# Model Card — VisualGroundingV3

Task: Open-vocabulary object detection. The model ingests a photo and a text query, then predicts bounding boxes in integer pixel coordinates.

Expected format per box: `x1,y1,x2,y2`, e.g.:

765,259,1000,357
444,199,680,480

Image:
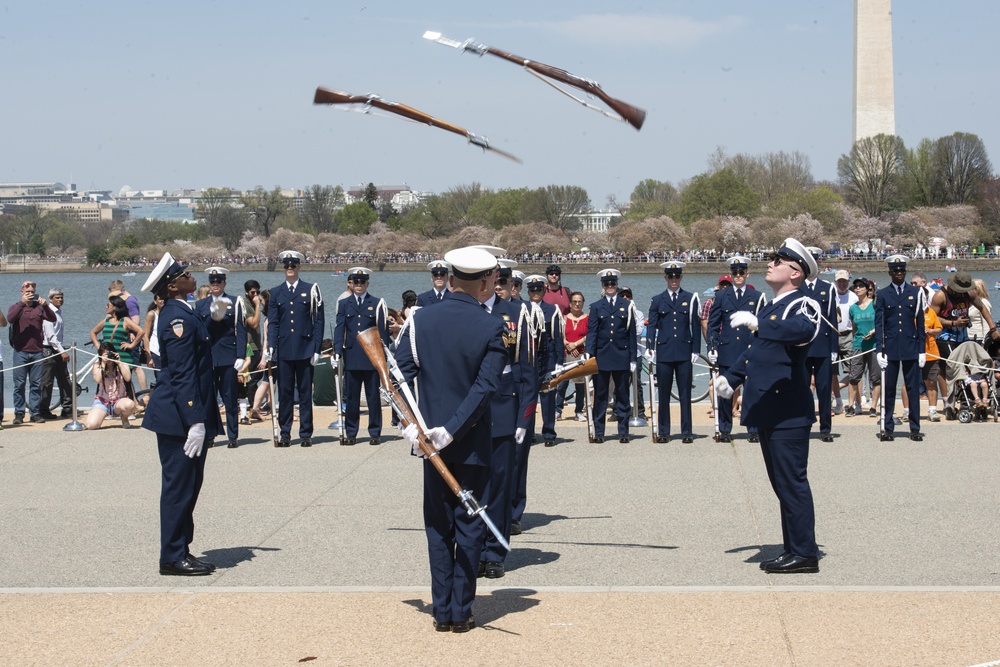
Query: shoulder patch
170,318,185,337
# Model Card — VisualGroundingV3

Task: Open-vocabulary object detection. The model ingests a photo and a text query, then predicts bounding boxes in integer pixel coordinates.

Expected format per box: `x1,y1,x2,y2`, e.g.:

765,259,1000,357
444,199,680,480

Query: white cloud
547,13,747,47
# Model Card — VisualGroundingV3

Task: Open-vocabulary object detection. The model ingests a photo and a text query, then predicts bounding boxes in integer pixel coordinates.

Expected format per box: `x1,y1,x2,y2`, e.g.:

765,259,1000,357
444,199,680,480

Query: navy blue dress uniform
194,267,240,447
719,239,823,573
266,250,325,447
646,261,701,442
708,257,766,441
416,260,452,307
141,253,224,576
802,247,839,441
586,269,638,442
334,267,391,445
394,246,508,631
479,258,536,575
874,255,925,440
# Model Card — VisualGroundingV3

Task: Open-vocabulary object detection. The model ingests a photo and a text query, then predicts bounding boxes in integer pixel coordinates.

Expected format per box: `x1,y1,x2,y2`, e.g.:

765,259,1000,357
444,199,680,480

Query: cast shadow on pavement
520,512,611,531
403,589,540,630
201,545,282,569
726,544,827,565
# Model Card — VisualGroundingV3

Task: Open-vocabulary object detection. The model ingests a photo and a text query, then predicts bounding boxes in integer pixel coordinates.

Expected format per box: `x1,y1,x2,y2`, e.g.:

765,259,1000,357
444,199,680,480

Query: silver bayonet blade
423,30,465,49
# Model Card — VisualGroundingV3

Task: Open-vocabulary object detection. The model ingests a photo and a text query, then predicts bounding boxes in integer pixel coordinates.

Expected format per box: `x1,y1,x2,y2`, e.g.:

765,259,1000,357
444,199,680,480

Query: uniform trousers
758,425,818,559
592,369,630,438
481,435,515,563
883,358,922,433
511,437,530,523
424,460,490,624
344,369,382,438
277,358,314,439
213,365,239,440
805,355,833,433
655,359,693,437
538,389,557,441
40,347,73,414
157,433,207,564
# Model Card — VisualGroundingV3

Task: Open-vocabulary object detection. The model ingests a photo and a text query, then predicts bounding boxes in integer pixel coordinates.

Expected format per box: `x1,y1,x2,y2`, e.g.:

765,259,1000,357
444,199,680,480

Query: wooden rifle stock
356,328,465,497
315,86,469,139
482,47,646,130
540,356,598,392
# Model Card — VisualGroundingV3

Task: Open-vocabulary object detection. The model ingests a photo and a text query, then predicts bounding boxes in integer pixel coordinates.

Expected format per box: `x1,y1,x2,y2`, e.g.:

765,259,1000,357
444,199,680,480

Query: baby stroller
944,340,999,423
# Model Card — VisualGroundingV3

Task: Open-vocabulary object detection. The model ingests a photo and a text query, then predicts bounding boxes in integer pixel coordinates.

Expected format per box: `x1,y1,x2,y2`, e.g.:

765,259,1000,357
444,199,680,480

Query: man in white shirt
39,288,75,420
833,271,859,415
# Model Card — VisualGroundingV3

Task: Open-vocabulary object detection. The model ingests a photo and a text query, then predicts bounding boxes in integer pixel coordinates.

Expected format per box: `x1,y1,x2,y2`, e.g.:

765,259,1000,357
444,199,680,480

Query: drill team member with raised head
802,247,839,442
397,246,507,633
708,256,766,442
334,267,391,446
267,250,325,447
646,261,701,443
586,268,638,443
416,260,451,307
525,274,563,447
142,252,224,576
714,238,823,574
195,267,241,449
874,255,925,441
477,253,536,578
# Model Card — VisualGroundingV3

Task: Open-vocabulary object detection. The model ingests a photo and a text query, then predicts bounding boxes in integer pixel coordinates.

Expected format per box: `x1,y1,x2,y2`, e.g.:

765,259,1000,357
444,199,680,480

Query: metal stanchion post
628,364,647,428
64,343,86,431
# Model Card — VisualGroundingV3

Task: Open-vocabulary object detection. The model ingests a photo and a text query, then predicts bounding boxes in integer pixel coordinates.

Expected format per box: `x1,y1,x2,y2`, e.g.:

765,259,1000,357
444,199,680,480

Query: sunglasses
431,271,448,277
603,281,618,287
527,285,544,292
731,269,747,276
889,266,906,272
171,271,192,282
282,262,298,269
547,271,560,275
497,278,509,286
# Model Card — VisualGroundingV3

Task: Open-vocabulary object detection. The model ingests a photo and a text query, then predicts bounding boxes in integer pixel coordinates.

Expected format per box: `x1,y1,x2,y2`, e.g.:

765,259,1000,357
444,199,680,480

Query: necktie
482,303,489,313
671,292,677,304
357,296,362,307
438,292,443,301
737,289,743,300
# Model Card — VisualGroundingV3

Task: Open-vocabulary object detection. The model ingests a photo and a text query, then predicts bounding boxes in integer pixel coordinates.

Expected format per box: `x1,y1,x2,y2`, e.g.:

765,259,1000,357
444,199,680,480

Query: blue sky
2,1,996,207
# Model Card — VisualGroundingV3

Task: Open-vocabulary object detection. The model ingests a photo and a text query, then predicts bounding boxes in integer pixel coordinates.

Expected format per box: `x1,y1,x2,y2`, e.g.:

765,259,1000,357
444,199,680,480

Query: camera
29,294,39,303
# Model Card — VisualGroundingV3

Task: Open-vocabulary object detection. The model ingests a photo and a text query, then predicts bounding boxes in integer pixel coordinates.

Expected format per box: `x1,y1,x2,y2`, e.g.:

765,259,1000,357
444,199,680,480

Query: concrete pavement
2,404,999,665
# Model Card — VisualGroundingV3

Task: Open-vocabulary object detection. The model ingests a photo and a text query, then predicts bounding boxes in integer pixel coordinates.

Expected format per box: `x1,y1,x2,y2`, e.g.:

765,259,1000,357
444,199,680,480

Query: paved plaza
1,405,999,665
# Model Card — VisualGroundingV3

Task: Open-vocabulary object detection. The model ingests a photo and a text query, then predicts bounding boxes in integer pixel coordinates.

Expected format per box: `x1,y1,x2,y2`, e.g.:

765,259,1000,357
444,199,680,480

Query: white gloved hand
402,424,424,456
877,353,888,369
425,426,453,451
311,353,320,366
330,354,339,369
233,359,245,372
691,353,700,365
714,375,734,400
707,350,718,364
630,362,637,373
264,347,273,362
831,352,838,363
730,312,759,332
209,297,231,322
918,353,926,368
643,349,655,364
515,427,526,444
183,423,206,458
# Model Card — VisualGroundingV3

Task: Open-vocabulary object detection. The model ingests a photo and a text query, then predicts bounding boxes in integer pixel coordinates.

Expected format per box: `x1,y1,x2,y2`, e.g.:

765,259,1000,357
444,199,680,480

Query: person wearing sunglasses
707,256,767,443
416,259,452,307
646,261,701,443
713,238,823,574
267,250,326,448
585,268,638,443
141,252,224,577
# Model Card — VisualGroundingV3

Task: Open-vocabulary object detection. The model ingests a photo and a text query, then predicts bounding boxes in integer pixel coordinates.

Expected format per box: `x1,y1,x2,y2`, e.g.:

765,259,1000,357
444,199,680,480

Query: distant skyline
2,1,996,207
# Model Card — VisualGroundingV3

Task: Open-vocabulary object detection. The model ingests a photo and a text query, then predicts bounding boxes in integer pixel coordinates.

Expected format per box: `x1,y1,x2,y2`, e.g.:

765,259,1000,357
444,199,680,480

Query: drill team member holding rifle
396,246,508,633
713,238,823,574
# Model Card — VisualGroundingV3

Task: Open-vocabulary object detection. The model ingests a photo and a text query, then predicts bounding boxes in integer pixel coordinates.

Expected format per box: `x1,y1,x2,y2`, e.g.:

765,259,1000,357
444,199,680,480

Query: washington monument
853,0,895,143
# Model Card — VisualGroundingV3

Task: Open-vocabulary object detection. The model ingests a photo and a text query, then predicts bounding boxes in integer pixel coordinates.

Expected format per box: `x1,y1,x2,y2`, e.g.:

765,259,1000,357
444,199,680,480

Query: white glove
643,349,655,364
311,353,320,366
918,353,926,368
730,312,758,332
402,424,423,456
691,353,699,365
264,347,273,362
183,423,206,458
330,354,339,369
831,352,838,363
209,297,231,322
233,359,245,372
630,362,637,373
425,426,453,451
876,353,888,370
707,350,718,364
714,375,734,400
515,427,526,444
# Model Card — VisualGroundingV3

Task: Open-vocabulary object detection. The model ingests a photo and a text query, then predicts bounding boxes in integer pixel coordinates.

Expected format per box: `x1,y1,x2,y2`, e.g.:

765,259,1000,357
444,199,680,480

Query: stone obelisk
853,0,895,143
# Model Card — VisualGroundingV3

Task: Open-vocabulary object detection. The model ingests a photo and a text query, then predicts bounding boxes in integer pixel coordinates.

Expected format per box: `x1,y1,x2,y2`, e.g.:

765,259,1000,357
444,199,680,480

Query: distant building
853,0,895,142
572,209,621,234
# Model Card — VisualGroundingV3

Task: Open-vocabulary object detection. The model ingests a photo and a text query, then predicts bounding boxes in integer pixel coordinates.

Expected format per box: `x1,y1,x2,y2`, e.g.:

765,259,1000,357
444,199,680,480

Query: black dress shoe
432,620,452,632
369,437,380,446
763,554,819,574
159,557,213,576
747,433,759,443
452,617,476,633
60,410,75,418
510,520,522,536
681,435,694,443
655,436,669,443
227,440,239,449
186,554,217,571
718,433,732,443
342,437,356,446
592,436,605,443
879,432,894,441
909,430,923,441
39,412,60,421
477,561,486,578
543,439,555,447
205,439,215,449
484,561,505,578
619,436,630,443
300,437,312,447
759,552,792,570
820,433,834,443
277,437,291,448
